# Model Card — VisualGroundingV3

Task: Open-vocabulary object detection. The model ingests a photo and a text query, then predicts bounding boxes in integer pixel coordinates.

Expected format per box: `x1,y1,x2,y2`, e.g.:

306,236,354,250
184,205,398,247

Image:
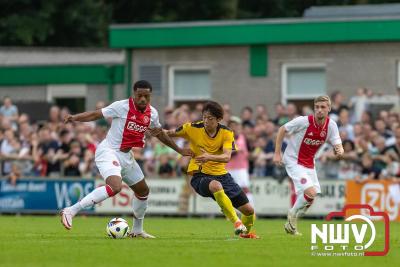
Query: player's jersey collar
203,123,221,138
130,97,150,113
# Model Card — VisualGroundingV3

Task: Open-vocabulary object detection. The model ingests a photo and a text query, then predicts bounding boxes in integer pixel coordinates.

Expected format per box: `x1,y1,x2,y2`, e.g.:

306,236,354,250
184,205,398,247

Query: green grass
0,216,398,267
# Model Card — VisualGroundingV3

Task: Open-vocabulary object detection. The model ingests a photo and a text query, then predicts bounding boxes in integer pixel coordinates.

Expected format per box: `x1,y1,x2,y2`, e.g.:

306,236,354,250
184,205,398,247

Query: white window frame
168,65,211,106
46,84,87,102
281,63,326,105
398,61,400,87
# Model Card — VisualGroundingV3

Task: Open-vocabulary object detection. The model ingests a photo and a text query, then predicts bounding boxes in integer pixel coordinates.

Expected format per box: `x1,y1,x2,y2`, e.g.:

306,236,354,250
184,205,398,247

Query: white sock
132,193,148,234
289,192,313,215
70,185,115,216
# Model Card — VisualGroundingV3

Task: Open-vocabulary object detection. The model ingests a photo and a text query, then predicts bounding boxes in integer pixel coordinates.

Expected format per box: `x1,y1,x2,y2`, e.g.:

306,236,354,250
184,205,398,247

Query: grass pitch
0,215,398,267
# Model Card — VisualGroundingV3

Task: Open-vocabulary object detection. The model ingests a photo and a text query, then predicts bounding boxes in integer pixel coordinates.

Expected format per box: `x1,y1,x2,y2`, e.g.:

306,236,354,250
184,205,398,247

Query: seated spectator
63,141,82,176
158,154,175,178
355,153,381,182
337,140,360,180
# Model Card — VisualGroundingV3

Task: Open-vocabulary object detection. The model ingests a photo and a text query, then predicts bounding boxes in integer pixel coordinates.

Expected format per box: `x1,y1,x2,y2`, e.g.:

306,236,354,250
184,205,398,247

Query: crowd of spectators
1,87,400,184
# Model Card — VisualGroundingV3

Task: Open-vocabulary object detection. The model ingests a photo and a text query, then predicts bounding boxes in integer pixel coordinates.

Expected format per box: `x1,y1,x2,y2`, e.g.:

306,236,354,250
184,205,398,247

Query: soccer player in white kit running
273,96,344,235
60,80,192,238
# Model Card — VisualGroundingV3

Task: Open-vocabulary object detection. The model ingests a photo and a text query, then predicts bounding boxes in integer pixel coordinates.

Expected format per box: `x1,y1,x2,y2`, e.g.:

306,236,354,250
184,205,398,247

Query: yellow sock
213,189,239,223
241,213,255,233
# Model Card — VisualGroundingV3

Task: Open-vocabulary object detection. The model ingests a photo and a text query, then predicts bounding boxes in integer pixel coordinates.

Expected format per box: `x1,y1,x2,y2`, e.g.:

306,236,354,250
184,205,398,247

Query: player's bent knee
304,186,317,198
106,175,123,195
238,203,254,216
208,180,223,192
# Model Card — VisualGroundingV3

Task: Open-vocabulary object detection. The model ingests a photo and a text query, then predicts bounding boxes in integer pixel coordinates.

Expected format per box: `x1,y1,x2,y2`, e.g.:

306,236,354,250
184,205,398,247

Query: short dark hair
242,106,253,113
202,101,224,120
133,80,152,92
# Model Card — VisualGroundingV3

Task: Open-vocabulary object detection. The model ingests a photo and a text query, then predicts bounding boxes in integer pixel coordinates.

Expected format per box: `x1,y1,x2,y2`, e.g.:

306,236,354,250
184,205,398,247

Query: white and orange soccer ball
106,218,130,239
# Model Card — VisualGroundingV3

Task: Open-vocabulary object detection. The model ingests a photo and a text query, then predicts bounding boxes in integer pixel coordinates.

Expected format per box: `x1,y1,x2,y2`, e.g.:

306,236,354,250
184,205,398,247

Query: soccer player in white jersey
60,80,192,238
273,96,344,235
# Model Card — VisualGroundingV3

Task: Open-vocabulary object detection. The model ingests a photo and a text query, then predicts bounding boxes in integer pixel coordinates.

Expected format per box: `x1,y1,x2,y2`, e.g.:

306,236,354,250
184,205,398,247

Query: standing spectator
273,103,287,126
329,91,348,122
222,103,232,125
349,87,369,123
255,104,269,121
241,106,255,127
0,129,19,175
48,106,62,133
286,103,299,121
226,116,253,205
63,141,82,176
37,127,61,177
0,96,19,130
338,109,355,141
163,106,175,130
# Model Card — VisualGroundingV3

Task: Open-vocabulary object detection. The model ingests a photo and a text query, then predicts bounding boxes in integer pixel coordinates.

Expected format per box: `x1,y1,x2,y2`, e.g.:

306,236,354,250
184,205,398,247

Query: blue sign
0,179,95,213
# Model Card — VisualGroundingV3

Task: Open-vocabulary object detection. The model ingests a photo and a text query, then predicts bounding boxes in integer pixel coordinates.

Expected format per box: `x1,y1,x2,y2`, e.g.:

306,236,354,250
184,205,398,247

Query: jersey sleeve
223,130,237,151
101,100,124,119
284,116,308,134
328,121,342,146
150,106,162,128
174,123,190,138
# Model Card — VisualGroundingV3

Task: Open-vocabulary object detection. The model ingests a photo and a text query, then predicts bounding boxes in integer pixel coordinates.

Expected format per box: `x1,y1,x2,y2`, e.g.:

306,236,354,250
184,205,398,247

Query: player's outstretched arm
164,129,179,137
151,128,193,157
64,110,103,123
273,126,286,166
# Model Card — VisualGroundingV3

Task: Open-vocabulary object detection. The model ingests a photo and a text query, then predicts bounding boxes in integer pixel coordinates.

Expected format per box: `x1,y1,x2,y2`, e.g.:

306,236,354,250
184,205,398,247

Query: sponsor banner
307,180,346,216
345,180,400,221
95,179,186,214
0,179,95,212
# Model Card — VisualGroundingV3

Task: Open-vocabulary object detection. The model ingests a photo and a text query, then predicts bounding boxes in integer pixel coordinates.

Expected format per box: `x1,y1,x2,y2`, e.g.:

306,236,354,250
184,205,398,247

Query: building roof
0,47,124,66
304,3,400,18
109,16,400,48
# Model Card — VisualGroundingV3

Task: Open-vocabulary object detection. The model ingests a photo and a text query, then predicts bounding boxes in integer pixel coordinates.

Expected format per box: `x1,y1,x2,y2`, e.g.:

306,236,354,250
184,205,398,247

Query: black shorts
190,172,249,208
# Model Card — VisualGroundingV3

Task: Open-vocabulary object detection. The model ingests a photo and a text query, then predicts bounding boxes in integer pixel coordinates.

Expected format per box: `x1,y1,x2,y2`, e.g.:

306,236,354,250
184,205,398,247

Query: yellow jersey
175,121,237,175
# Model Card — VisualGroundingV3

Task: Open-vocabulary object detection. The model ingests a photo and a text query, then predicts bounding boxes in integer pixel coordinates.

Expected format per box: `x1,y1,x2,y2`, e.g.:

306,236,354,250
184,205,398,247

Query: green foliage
0,0,109,46
1,0,399,47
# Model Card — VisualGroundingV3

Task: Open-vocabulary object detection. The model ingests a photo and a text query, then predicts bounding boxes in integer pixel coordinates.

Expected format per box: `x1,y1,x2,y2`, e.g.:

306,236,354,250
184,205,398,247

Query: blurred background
0,0,400,220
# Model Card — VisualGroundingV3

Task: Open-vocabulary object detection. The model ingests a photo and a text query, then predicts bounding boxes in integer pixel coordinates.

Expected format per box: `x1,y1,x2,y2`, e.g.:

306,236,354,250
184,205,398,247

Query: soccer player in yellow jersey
166,101,259,239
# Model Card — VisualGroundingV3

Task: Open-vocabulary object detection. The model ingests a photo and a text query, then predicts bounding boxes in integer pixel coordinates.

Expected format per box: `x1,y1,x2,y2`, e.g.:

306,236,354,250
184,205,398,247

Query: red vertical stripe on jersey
120,98,151,150
297,115,329,168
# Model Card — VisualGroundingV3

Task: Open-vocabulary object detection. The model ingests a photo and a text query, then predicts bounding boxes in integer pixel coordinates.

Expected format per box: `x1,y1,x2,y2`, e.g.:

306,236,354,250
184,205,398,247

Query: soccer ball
106,218,130,239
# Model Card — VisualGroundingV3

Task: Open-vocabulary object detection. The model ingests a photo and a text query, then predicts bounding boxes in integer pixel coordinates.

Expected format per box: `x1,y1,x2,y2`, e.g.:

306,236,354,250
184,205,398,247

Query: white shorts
284,162,320,195
229,169,250,188
95,140,144,186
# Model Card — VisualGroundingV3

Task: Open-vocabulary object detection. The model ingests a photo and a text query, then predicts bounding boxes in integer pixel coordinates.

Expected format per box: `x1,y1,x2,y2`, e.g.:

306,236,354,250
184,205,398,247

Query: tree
0,0,109,46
